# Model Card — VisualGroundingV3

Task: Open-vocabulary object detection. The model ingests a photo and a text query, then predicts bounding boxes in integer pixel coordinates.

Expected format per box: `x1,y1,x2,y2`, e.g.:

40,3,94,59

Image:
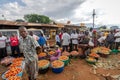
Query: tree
24,14,51,24
99,25,107,29
15,19,25,22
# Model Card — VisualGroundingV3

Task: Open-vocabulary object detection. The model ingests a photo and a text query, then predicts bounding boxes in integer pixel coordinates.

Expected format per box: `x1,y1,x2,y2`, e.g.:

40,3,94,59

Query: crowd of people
0,28,120,60
0,26,48,80
0,26,120,80
55,28,120,53
0,30,47,58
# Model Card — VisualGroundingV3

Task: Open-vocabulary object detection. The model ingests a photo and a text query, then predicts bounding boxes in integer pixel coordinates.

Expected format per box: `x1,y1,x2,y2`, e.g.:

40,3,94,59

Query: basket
52,66,64,73
110,49,120,54
51,60,64,73
62,59,69,66
58,56,69,66
70,51,79,57
2,72,7,80
85,58,96,65
2,70,23,80
17,71,23,77
38,60,50,74
38,52,47,60
6,76,21,80
38,60,50,69
39,67,49,74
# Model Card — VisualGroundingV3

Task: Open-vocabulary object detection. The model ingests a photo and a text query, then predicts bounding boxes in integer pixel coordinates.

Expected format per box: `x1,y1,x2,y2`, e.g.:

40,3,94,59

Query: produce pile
0,49,120,80
1,57,25,80
96,55,120,69
85,47,111,64
7,76,21,80
37,48,70,74
38,55,69,74
85,57,97,64
89,53,100,58
38,50,59,61
38,60,50,69
38,52,47,58
51,60,64,68
91,47,111,54
4,67,22,78
89,53,120,80
70,51,79,56
62,51,70,57
48,51,56,55
59,56,69,61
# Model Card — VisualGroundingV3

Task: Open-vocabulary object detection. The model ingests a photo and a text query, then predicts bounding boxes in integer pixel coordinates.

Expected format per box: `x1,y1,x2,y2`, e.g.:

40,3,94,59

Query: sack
6,45,12,55
88,39,94,47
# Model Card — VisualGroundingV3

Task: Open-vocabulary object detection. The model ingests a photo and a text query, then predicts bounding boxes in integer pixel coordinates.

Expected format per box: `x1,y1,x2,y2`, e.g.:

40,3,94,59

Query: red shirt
59,33,63,40
10,36,19,46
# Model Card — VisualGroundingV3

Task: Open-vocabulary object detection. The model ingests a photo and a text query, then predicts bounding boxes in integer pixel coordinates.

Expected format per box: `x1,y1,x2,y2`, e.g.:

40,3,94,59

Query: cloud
44,0,85,18
0,0,86,22
0,0,120,25
0,2,24,20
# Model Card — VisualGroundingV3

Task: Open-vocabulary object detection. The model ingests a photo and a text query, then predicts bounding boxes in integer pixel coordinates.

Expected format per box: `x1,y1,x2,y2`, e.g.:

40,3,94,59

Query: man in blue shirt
38,33,47,51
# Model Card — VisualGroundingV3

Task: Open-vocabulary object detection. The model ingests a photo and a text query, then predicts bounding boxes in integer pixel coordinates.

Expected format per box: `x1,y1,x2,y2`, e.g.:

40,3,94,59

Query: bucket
52,66,64,73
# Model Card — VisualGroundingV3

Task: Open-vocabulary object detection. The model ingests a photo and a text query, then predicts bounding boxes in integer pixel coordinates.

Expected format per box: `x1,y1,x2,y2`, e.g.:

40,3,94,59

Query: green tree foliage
15,19,25,22
99,25,107,29
24,14,51,24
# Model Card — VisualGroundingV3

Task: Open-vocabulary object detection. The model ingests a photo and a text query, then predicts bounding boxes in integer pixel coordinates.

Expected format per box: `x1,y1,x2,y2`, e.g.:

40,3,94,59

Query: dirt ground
0,54,120,80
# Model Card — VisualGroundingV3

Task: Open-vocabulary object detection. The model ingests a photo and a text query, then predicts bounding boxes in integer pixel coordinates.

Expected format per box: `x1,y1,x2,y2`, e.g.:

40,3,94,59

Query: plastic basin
52,66,64,73
39,67,49,74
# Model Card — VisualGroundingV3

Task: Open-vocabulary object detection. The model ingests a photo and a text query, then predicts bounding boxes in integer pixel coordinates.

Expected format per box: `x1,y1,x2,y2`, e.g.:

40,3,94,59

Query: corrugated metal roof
0,20,84,28
0,20,64,28
0,20,27,26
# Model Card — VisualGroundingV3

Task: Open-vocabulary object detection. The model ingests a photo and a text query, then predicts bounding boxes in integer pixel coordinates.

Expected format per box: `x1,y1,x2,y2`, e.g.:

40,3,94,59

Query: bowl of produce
70,51,79,58
8,61,23,69
51,60,64,73
62,51,71,57
6,76,21,80
58,56,69,66
38,60,50,74
2,67,22,79
85,57,97,64
48,51,56,55
38,52,47,60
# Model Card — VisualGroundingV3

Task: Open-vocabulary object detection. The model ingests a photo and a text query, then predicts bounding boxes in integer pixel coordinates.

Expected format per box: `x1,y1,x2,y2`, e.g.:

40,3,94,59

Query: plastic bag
6,45,12,55
89,39,94,47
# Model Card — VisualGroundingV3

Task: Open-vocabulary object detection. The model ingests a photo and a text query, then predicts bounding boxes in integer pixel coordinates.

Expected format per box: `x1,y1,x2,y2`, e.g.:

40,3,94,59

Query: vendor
0,32,7,60
78,32,90,58
114,30,120,49
19,26,40,80
50,45,61,61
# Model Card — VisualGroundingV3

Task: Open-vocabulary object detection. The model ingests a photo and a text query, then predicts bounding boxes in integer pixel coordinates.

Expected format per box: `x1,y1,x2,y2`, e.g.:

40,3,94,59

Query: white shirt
55,35,60,42
71,33,78,44
98,36,106,43
0,36,7,48
62,32,70,46
89,31,92,37
114,32,120,42
33,34,39,41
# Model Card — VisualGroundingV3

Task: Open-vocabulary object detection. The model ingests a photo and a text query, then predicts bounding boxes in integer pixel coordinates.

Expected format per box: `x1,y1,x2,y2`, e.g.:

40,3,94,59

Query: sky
0,0,120,26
